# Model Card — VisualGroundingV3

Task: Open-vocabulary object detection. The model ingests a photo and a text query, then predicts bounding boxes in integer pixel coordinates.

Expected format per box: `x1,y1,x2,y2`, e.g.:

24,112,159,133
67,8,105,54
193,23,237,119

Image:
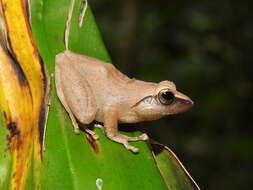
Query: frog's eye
158,89,174,105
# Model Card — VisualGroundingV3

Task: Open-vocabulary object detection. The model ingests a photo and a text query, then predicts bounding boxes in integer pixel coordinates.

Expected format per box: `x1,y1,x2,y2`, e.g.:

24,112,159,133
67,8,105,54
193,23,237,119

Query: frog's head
133,80,193,120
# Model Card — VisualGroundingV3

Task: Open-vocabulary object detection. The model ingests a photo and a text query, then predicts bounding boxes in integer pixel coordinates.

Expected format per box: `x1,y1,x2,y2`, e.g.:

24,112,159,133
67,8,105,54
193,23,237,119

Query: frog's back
56,50,131,84
56,50,157,107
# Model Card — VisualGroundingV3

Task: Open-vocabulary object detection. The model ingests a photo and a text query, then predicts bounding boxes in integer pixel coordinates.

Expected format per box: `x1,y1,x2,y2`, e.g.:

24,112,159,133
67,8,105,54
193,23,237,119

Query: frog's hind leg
55,64,81,134
55,53,97,135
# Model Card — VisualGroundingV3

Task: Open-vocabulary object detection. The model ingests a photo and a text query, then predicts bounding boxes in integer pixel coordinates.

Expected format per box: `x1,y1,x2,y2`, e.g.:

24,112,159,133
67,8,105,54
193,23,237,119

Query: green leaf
30,0,167,189
152,142,200,190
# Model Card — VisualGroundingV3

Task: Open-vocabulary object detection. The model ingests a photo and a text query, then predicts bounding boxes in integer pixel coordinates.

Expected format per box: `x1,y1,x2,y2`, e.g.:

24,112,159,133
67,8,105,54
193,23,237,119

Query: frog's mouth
174,96,194,106
165,95,194,114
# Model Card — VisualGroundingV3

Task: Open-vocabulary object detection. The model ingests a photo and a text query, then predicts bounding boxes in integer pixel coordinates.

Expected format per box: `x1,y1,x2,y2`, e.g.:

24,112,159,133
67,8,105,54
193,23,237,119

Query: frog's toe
126,133,148,141
139,133,149,141
85,128,99,140
130,146,139,153
92,134,99,140
123,142,139,153
74,127,80,134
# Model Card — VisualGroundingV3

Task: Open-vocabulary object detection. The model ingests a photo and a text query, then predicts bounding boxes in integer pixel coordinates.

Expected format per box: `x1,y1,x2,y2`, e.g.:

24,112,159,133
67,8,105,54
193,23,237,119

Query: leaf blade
30,0,168,189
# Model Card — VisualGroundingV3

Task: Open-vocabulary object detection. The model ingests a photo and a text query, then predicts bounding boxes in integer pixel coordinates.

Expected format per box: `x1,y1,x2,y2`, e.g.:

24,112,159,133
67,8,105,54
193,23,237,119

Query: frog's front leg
103,107,148,153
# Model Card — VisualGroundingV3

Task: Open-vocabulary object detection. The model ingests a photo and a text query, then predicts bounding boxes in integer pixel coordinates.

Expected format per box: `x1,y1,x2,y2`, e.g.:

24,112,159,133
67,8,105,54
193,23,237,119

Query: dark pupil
162,91,174,101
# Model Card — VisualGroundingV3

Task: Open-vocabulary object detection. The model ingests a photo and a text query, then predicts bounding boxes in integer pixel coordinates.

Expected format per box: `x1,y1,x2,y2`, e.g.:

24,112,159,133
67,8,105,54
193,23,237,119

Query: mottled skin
55,50,193,152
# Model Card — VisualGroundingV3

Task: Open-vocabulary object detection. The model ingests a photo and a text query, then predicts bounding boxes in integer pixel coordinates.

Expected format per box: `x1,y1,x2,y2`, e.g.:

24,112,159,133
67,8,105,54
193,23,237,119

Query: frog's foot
85,128,99,140
106,133,148,153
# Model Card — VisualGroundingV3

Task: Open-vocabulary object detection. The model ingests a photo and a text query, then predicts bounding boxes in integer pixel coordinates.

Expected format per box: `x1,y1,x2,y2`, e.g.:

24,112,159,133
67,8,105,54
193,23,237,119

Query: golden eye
158,89,174,105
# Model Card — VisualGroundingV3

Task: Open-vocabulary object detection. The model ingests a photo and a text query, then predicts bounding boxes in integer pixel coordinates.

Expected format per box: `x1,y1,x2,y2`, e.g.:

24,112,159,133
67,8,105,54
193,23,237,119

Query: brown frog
55,50,193,152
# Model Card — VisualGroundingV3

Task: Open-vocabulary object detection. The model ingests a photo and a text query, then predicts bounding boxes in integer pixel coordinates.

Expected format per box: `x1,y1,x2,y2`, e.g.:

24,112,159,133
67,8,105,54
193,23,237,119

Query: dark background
91,0,253,189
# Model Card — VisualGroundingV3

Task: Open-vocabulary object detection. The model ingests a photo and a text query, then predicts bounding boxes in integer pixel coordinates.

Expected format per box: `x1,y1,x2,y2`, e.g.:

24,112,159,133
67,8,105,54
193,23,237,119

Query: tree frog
55,50,193,152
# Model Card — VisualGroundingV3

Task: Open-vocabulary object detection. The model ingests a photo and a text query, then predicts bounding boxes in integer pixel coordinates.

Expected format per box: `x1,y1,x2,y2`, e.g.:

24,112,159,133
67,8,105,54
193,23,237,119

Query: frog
55,50,193,152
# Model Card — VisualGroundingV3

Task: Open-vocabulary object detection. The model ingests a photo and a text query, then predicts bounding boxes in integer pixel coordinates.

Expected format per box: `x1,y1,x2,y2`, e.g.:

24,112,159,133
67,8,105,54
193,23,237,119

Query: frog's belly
94,109,143,124
118,112,144,123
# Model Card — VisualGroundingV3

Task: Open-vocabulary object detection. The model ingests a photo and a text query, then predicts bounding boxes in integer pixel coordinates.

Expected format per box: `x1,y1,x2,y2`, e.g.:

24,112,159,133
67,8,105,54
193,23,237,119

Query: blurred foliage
90,0,253,189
